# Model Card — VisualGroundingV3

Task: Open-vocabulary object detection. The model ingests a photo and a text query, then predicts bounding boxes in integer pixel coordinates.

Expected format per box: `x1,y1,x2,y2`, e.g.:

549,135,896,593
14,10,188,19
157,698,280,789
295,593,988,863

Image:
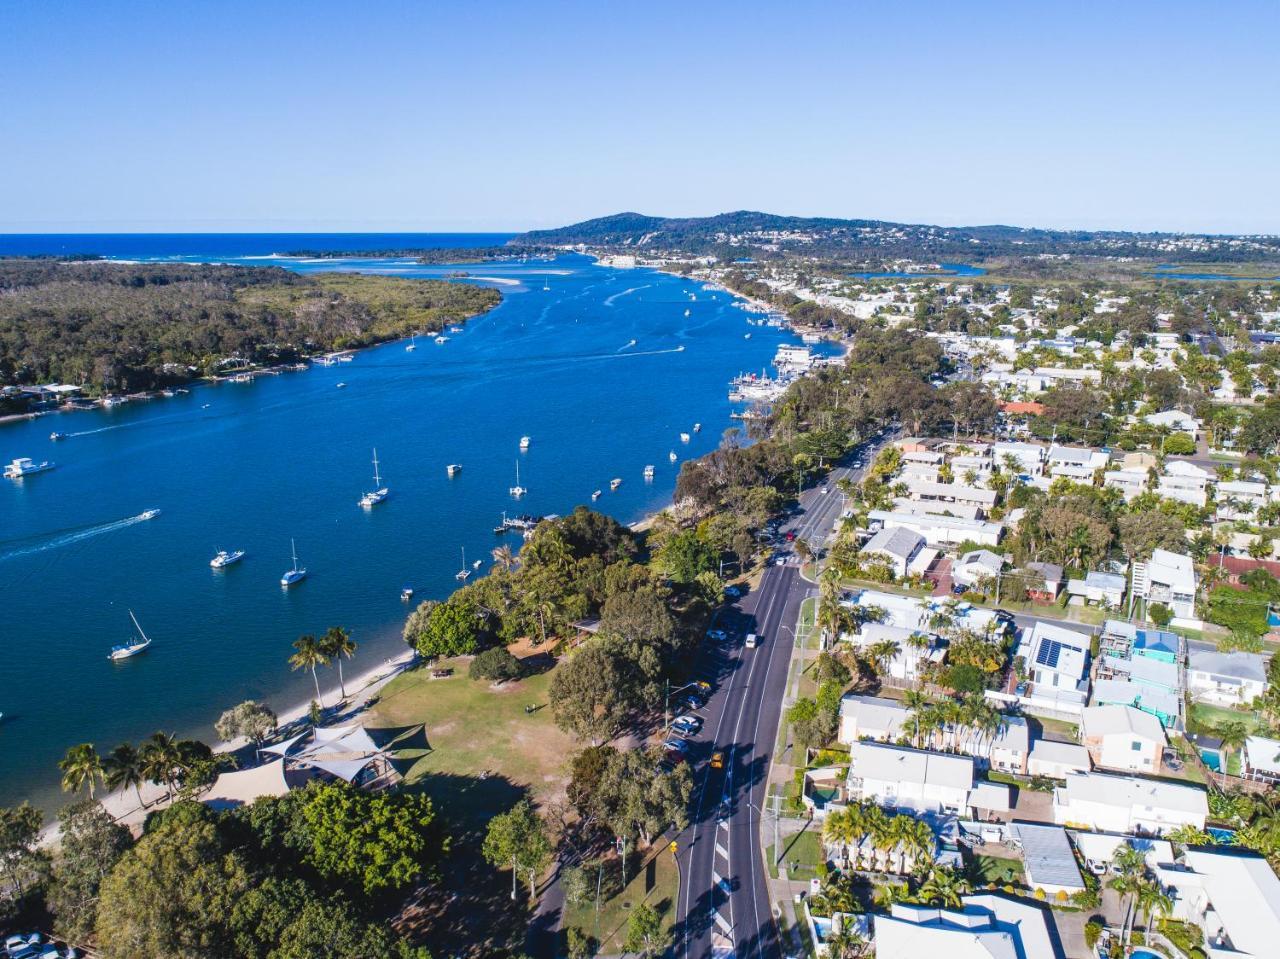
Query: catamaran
359,449,388,508
210,548,245,569
109,610,153,661
509,462,527,498
281,539,307,587
455,547,471,581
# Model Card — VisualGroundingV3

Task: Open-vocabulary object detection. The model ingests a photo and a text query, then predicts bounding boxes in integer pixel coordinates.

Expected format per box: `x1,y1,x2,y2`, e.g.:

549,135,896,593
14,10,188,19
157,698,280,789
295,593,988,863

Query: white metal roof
850,742,974,791
1011,822,1085,891
1182,848,1280,958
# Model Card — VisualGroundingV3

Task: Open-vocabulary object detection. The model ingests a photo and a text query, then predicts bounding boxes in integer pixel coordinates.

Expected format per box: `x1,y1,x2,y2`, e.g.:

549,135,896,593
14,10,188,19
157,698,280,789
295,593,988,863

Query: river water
0,240,817,811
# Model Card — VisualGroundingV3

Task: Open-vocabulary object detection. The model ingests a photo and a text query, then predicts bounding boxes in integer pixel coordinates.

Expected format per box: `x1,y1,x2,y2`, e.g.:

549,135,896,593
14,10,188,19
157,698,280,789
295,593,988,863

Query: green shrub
469,646,525,683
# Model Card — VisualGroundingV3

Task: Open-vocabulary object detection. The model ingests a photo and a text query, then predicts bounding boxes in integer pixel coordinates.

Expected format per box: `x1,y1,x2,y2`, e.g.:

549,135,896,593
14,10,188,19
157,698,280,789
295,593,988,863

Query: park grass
562,848,679,954
798,596,817,648
768,825,825,880
369,659,576,829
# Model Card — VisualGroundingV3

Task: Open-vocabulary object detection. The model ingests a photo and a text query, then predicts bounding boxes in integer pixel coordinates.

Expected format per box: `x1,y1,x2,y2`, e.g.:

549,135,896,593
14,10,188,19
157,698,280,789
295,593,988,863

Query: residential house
1028,740,1092,779
871,896,1061,959
1066,570,1126,608
1026,561,1064,600
868,510,1003,547
1144,409,1201,438
1134,548,1198,621
844,589,1007,638
1011,823,1087,897
843,623,943,685
951,550,1005,589
1241,735,1280,784
1080,705,1167,774
1157,461,1212,508
1019,621,1090,696
901,477,998,517
1217,480,1269,520
1154,848,1280,959
846,742,1010,817
1187,649,1268,707
1104,467,1151,501
859,526,927,579
839,694,909,744
1047,444,1110,482
992,441,1046,476
1053,771,1208,834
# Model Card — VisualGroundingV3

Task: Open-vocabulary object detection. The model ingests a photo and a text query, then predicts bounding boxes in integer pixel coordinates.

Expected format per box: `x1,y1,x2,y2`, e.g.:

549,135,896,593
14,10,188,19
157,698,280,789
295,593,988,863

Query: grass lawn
971,852,1024,886
798,596,817,648
368,658,579,957
370,659,576,827
1188,702,1267,737
562,848,679,954
1031,715,1080,742
768,825,825,880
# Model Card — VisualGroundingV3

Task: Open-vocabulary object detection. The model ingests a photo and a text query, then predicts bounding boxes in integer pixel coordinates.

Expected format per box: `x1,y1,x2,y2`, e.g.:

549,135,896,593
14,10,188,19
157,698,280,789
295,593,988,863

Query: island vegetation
0,260,500,395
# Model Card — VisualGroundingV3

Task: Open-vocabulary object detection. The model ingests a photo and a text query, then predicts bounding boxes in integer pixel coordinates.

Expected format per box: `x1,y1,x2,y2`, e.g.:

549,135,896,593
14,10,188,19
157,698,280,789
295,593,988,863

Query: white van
744,633,758,649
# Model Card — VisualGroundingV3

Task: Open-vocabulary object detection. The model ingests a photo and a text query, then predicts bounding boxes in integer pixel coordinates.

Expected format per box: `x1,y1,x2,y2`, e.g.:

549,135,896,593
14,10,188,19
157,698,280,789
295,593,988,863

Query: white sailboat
281,539,307,587
519,435,531,450
509,461,527,498
359,448,389,507
406,333,417,351
109,610,153,661
455,547,471,581
542,277,550,292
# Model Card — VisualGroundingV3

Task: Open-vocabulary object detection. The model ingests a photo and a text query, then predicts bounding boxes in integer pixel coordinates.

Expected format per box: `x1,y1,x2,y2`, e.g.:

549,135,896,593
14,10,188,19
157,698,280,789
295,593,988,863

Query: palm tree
103,742,147,809
872,880,910,910
140,731,184,801
491,543,517,572
825,925,868,959
1133,880,1172,937
59,743,103,798
321,626,357,700
289,633,330,706
919,865,970,907
1108,845,1147,946
1217,720,1249,774
902,689,932,746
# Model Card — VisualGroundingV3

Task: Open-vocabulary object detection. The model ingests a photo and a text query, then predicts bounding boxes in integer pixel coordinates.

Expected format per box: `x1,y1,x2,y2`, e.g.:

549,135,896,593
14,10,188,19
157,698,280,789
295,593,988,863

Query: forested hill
0,260,500,394
516,210,1280,263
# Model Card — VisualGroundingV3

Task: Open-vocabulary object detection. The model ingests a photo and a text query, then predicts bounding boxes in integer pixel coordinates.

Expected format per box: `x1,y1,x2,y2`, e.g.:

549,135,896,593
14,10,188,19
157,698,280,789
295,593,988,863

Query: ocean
0,235,817,812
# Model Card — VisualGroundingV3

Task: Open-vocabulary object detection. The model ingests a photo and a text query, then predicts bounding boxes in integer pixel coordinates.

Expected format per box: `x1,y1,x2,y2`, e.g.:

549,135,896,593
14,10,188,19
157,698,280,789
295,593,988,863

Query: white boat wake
0,510,160,564
603,284,651,306
618,338,638,351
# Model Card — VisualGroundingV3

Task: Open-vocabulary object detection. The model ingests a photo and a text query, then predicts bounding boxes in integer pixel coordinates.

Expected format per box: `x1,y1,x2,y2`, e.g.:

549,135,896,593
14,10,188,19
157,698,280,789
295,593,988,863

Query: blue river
0,237,819,811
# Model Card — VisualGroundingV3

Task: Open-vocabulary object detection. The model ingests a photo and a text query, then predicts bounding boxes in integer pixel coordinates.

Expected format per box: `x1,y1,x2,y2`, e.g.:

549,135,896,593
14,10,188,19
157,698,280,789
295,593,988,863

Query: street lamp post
664,679,701,731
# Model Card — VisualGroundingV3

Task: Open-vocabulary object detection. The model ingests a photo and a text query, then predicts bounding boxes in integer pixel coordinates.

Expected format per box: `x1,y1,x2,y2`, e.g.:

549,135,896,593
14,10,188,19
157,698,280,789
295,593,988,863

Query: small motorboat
447,464,462,477
669,451,678,462
140,508,161,521
210,549,245,569
49,432,66,441
519,435,531,450
693,423,701,432
591,489,602,500
610,478,622,491
435,335,449,345
680,432,691,443
643,465,655,480
401,586,414,601
336,382,347,389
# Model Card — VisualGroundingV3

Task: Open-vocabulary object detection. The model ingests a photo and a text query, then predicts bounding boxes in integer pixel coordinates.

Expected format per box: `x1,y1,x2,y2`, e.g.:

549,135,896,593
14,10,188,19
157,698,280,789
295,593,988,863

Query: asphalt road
673,434,890,959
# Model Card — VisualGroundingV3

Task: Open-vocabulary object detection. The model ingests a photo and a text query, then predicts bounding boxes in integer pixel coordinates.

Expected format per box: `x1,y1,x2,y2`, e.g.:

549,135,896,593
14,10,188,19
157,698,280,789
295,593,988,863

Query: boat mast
372,448,381,487
291,538,299,571
128,609,149,642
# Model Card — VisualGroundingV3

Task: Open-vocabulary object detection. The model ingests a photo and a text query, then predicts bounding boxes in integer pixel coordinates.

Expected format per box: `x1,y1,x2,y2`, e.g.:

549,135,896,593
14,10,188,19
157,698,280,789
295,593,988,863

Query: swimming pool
1207,827,1238,844
1199,748,1222,771
1129,951,1162,959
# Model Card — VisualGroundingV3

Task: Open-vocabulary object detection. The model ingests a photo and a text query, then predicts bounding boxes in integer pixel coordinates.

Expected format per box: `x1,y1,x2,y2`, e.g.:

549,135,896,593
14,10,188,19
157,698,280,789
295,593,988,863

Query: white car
745,633,758,649
662,738,690,754
672,715,702,735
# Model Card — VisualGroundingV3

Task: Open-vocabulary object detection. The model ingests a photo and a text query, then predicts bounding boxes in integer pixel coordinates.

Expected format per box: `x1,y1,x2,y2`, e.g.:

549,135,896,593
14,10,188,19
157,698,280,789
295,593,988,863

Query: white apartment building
1053,771,1208,834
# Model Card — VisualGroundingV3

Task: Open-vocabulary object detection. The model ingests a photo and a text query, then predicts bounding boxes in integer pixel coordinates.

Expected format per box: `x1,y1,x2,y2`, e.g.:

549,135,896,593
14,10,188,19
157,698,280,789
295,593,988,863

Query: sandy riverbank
39,646,418,845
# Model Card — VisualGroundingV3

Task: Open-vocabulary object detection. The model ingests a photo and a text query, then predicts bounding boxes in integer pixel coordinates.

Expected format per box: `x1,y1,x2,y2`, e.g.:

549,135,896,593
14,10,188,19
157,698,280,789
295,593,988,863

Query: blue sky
2,1,1277,234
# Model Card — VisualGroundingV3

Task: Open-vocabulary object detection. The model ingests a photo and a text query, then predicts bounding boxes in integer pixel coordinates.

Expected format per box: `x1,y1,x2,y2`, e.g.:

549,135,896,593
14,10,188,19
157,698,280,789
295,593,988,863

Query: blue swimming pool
1129,951,1162,959
1207,827,1238,845
1199,748,1222,771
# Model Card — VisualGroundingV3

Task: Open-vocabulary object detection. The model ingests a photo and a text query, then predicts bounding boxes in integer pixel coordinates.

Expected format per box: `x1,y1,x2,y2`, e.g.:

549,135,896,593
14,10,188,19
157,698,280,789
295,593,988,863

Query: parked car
724,585,743,598
672,715,702,735
706,628,727,642
662,738,689,754
679,693,706,712
693,680,712,693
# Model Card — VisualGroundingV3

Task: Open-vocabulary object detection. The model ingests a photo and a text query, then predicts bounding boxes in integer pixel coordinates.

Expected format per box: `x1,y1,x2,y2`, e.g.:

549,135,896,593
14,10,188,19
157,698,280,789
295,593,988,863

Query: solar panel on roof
1036,639,1063,669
